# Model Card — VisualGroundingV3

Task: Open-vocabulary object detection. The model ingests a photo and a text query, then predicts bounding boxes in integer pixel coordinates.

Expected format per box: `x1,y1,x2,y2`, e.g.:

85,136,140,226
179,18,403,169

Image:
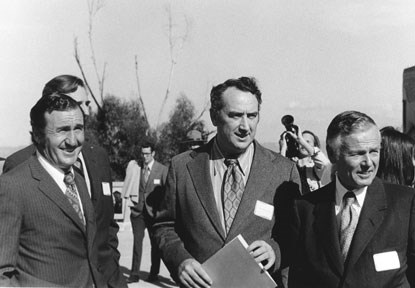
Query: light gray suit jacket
153,139,301,281
0,156,104,287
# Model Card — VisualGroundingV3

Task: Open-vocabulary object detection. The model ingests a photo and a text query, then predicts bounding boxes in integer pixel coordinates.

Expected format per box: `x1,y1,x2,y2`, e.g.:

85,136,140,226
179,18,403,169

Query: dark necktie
73,157,84,178
339,191,358,261
143,166,150,184
223,159,245,233
63,171,85,225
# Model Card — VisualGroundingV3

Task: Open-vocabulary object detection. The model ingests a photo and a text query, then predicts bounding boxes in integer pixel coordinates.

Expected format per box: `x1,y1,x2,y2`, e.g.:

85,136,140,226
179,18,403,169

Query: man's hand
178,258,212,288
247,240,276,270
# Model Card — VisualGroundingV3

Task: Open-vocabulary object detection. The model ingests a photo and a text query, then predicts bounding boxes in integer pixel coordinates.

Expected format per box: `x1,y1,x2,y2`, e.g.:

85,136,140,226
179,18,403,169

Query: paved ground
118,222,179,288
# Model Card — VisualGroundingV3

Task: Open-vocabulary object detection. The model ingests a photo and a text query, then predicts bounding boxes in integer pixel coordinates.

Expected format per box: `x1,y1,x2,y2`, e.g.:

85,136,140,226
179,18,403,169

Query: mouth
357,170,373,178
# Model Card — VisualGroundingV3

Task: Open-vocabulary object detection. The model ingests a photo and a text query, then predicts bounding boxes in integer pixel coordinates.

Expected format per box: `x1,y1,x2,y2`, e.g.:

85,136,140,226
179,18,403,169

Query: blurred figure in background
377,126,415,187
127,142,168,283
280,126,331,194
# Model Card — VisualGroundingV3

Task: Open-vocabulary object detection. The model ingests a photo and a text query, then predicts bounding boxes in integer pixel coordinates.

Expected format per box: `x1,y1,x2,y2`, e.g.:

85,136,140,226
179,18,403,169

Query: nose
239,115,249,131
65,131,78,146
361,153,373,167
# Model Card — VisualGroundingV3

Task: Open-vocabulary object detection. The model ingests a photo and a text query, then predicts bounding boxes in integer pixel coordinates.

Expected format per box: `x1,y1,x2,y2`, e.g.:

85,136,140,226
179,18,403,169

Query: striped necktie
63,171,85,225
339,191,358,262
223,159,244,233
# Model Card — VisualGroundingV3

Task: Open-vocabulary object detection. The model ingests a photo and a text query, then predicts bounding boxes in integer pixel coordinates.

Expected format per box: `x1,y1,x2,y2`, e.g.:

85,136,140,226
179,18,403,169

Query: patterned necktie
339,191,358,262
63,171,85,225
73,157,84,178
143,166,150,184
223,159,245,233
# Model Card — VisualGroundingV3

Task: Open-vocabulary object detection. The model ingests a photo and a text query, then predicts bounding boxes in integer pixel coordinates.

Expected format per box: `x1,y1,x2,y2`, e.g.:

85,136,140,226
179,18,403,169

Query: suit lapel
187,143,226,241
30,156,87,234
75,170,96,250
226,142,275,239
145,161,160,192
80,144,97,200
313,182,344,277
345,178,387,273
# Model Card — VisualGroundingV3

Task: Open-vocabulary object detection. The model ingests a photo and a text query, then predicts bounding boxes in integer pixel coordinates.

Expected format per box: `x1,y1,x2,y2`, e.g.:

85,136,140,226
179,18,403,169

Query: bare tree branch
156,1,189,131
87,0,106,100
134,55,149,127
73,37,102,112
189,81,211,128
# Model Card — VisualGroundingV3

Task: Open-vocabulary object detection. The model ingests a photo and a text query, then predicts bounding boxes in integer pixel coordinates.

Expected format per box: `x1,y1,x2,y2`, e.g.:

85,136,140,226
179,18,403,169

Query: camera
281,115,299,158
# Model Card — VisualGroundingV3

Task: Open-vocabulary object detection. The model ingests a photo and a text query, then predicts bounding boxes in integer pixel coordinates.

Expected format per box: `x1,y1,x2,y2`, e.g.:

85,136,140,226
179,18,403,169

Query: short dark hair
302,130,321,148
210,77,262,115
326,111,377,162
30,93,82,147
42,75,85,97
377,127,415,186
141,141,155,152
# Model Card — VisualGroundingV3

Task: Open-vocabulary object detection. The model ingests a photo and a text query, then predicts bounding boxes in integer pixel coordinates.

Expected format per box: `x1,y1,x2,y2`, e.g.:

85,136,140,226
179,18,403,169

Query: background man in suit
2,75,126,288
285,111,415,288
127,142,168,283
153,76,301,288
0,93,103,287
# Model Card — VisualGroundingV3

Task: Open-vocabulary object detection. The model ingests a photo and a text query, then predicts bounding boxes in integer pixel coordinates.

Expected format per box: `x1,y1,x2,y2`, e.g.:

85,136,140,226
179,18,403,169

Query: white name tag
154,179,161,185
373,251,400,272
102,182,111,196
254,200,274,221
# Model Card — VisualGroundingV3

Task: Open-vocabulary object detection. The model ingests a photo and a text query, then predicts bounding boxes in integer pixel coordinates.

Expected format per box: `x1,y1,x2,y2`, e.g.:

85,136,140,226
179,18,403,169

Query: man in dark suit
283,111,415,288
127,142,168,283
2,75,126,288
0,93,105,287
153,77,301,288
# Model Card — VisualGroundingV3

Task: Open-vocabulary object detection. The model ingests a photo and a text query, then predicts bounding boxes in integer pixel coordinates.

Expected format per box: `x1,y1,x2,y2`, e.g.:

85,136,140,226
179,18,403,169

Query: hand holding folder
202,234,277,288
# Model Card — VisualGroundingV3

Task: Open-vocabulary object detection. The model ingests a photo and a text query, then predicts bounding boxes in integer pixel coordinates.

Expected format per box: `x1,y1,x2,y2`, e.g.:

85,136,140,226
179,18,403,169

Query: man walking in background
2,75,126,288
153,76,301,288
127,141,168,283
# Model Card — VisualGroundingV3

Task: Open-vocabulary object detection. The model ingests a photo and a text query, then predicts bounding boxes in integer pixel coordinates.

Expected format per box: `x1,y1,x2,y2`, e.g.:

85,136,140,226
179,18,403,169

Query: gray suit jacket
0,156,104,287
286,178,415,288
2,143,126,288
153,139,301,281
131,160,168,219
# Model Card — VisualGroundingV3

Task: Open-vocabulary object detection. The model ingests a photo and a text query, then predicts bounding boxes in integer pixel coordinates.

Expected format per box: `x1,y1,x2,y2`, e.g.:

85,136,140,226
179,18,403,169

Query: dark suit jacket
0,156,104,287
2,144,126,288
285,177,415,288
131,160,168,220
153,139,301,281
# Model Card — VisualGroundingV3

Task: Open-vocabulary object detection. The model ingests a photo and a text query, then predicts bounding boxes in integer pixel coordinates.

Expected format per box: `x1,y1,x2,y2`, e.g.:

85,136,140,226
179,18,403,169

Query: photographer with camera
279,115,330,194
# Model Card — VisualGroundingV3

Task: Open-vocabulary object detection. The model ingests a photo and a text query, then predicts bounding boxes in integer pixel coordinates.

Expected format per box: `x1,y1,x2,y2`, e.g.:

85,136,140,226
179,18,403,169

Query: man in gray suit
153,76,301,288
128,142,168,283
0,93,103,287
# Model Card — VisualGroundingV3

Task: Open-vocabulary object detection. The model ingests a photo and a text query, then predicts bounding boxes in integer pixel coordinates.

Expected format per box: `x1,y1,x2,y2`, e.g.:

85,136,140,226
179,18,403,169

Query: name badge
373,251,400,272
102,182,111,196
154,179,161,185
254,200,274,221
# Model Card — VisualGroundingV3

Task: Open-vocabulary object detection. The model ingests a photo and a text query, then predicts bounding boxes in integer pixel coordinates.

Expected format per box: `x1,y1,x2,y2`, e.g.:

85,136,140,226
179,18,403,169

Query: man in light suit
153,77,301,288
127,142,168,283
283,111,415,288
2,75,126,288
0,93,104,287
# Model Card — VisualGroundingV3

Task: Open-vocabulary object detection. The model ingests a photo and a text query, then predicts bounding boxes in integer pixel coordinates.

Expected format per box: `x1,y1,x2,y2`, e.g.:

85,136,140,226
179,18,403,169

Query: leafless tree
87,0,107,102
156,1,190,131
74,37,102,112
134,55,149,129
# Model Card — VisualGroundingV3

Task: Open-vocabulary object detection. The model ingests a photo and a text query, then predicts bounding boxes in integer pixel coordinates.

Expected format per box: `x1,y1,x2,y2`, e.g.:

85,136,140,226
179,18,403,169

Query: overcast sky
1,0,415,148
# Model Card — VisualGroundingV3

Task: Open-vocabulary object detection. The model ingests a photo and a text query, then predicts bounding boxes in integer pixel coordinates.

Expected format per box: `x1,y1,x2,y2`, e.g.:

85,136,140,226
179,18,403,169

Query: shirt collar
144,159,155,170
212,137,254,176
335,174,367,207
36,150,75,192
